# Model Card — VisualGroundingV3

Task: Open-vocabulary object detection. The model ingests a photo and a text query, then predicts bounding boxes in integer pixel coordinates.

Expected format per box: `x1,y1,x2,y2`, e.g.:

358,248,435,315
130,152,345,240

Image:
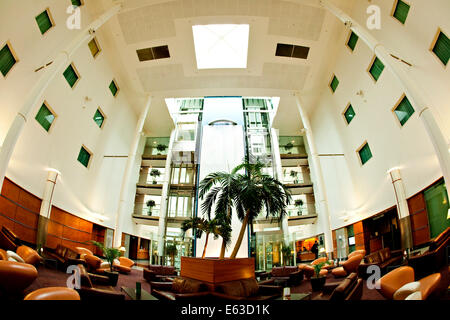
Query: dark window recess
276,43,310,59
136,45,170,61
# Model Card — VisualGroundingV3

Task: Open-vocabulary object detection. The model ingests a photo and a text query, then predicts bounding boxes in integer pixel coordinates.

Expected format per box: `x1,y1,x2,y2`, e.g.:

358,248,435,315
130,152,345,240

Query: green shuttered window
93,109,105,128
36,10,53,35
432,31,450,66
109,80,118,96
0,43,17,77
78,147,91,168
63,64,79,88
88,38,100,58
35,103,55,132
369,57,385,81
330,75,339,93
344,105,356,124
71,0,83,7
347,32,358,51
394,96,415,126
358,143,373,165
393,0,410,24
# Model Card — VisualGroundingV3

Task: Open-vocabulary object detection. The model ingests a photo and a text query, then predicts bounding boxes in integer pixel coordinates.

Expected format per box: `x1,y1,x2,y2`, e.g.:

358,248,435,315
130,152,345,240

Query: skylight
192,24,249,69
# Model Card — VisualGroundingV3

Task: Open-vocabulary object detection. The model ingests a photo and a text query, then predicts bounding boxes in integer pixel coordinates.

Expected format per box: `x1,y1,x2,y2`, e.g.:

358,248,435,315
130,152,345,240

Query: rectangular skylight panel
192,24,249,69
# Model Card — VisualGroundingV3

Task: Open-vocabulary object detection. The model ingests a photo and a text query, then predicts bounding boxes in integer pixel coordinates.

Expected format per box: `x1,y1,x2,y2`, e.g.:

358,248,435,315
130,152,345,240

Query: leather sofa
0,226,21,251
0,260,38,298
44,244,84,270
76,264,125,300
358,248,403,279
150,277,210,300
376,266,442,300
314,273,363,300
16,245,42,267
263,266,303,286
211,277,283,300
408,227,450,280
332,253,364,278
24,287,80,300
143,265,178,282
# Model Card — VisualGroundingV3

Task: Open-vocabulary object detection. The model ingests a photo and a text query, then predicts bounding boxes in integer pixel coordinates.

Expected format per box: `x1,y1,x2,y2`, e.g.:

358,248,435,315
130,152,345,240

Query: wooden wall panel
407,193,430,246
0,178,40,245
353,221,367,252
332,230,337,259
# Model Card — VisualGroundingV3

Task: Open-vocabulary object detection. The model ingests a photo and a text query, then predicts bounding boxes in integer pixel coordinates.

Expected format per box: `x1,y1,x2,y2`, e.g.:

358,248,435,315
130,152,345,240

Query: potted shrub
310,261,328,292
91,241,121,286
155,144,167,155
284,142,294,154
165,243,178,266
146,200,156,216
294,199,304,216
150,169,161,184
281,243,293,266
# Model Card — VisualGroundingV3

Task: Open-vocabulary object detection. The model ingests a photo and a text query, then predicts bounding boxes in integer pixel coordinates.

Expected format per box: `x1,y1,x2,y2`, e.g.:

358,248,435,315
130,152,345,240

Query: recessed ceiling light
192,24,249,69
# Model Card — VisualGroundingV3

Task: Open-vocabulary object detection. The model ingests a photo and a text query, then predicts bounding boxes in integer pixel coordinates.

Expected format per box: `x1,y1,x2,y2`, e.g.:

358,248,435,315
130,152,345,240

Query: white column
388,168,413,250
36,169,60,251
157,130,176,262
320,0,450,194
113,97,151,247
294,94,334,257
0,4,123,191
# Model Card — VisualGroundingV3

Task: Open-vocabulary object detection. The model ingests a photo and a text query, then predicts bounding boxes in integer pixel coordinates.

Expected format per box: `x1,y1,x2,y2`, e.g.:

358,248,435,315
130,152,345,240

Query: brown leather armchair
348,250,366,259
261,266,303,286
358,248,403,279
299,257,334,279
332,253,364,278
76,264,125,300
143,265,178,282
212,278,283,300
16,245,42,267
376,266,442,300
84,254,105,274
408,227,450,279
0,249,7,260
43,244,84,270
75,247,94,260
314,273,363,300
150,277,210,300
24,287,81,300
0,226,20,251
0,260,38,298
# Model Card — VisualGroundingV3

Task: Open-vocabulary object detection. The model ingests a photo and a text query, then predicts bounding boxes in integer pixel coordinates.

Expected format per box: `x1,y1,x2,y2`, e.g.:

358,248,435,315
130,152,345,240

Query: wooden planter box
180,256,255,286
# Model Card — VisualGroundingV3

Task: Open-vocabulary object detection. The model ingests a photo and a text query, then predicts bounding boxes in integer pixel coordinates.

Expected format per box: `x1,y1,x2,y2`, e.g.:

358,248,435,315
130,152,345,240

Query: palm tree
181,215,231,259
199,160,291,259
228,160,291,258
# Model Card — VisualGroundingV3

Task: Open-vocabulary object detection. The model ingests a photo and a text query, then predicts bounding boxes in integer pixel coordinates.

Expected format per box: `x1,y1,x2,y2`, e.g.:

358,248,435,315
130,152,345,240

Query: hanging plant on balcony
156,144,167,155
150,169,161,184
284,142,294,154
146,200,156,216
290,170,299,184
295,199,304,215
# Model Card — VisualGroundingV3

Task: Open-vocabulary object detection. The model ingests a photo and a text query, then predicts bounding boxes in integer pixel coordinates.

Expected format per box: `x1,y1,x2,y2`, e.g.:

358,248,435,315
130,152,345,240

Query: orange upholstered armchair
24,287,80,300
348,250,366,259
0,260,38,297
84,254,104,273
75,247,94,260
16,245,42,266
332,253,364,278
376,266,442,300
0,249,7,261
114,257,134,274
298,257,333,279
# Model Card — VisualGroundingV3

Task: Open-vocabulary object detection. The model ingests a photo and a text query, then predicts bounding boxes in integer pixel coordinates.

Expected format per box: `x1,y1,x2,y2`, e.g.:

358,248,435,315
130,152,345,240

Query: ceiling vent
276,43,310,59
136,45,170,61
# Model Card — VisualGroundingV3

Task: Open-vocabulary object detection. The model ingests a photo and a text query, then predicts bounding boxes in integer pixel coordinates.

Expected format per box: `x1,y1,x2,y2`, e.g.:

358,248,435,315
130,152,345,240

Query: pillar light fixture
46,168,61,175
447,209,450,220
387,167,401,174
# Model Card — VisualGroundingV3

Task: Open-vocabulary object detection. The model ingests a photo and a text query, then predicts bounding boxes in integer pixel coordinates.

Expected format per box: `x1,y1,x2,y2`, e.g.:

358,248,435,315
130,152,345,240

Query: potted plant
294,199,304,216
91,241,121,286
281,243,293,266
156,144,167,155
165,243,178,266
146,200,156,216
310,261,328,292
150,169,161,184
284,142,294,154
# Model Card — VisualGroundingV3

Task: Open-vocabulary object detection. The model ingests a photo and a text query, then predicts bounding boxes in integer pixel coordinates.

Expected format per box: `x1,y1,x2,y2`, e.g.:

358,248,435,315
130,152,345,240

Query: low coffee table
277,293,311,300
121,287,158,300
